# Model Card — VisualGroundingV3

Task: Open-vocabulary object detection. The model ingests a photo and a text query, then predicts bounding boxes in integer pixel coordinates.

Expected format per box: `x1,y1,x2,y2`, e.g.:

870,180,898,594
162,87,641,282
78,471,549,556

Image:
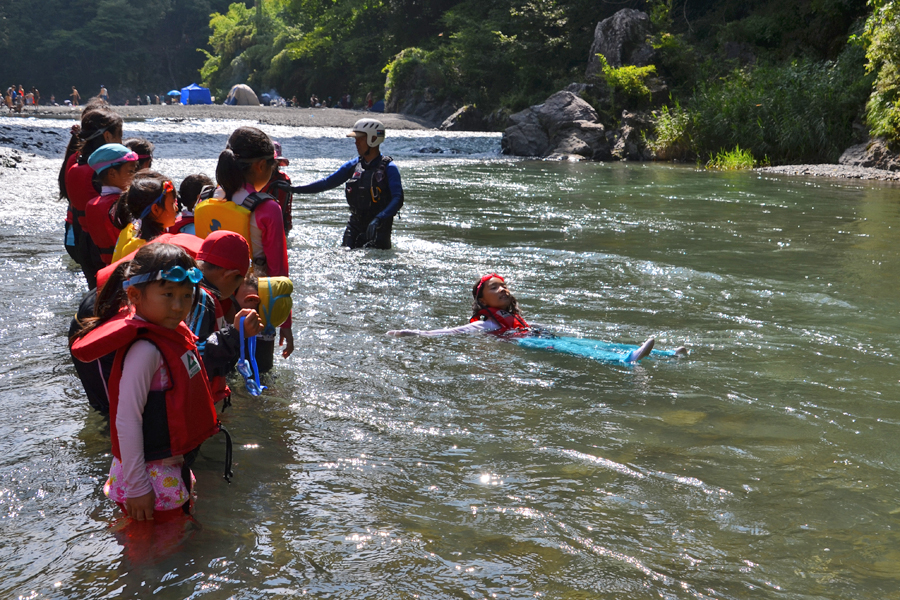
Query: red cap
196,231,250,275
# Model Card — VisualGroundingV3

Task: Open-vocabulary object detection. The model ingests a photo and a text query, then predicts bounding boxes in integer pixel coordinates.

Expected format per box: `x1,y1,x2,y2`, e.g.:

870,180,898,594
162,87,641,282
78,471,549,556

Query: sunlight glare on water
1,116,900,599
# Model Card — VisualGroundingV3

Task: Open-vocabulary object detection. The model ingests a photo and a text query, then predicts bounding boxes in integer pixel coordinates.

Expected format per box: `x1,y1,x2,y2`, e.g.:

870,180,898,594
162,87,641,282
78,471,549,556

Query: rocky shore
757,164,900,181
3,103,435,131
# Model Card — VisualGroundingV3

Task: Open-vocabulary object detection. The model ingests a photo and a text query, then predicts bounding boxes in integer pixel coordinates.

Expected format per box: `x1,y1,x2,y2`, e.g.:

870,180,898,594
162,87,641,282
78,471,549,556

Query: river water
1,116,900,599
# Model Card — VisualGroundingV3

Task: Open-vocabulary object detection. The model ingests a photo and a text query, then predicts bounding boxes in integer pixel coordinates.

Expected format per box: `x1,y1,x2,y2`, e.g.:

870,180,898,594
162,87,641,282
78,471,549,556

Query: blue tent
369,99,385,113
180,83,212,105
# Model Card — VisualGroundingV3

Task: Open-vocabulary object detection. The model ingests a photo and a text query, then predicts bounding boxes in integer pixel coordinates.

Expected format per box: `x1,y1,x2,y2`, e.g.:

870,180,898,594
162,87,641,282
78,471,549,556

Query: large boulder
501,91,610,160
839,138,900,171
585,9,654,80
440,105,491,131
611,110,654,161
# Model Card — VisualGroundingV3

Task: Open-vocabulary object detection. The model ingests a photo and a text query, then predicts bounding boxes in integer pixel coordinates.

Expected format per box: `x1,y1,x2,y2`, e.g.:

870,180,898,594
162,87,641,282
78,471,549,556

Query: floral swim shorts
104,458,195,511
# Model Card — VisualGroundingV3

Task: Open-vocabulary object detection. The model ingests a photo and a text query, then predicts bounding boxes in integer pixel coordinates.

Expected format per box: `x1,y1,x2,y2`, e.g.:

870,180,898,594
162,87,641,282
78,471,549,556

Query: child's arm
117,340,162,520
387,320,501,337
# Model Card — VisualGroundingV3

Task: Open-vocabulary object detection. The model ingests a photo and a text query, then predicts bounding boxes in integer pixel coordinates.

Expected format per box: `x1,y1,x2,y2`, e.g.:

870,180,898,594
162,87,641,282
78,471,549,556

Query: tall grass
687,45,872,164
705,146,758,170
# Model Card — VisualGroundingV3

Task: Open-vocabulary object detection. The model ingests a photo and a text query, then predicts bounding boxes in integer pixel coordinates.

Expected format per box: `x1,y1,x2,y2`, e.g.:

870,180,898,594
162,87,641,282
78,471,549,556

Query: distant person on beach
366,91,373,110
71,86,81,105
388,274,687,364
99,85,109,103
293,118,403,250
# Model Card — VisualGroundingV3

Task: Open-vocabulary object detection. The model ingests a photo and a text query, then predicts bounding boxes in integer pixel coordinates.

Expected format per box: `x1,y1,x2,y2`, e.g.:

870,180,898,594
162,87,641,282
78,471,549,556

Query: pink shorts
104,457,195,512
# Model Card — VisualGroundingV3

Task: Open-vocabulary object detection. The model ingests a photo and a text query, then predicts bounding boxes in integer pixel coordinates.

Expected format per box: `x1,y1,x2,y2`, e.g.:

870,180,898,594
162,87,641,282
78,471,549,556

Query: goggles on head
122,265,203,290
138,180,175,220
92,151,139,173
474,273,503,299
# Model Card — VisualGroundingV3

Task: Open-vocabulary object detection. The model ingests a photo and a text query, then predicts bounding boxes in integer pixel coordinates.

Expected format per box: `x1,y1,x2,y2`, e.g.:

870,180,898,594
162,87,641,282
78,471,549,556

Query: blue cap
87,143,138,174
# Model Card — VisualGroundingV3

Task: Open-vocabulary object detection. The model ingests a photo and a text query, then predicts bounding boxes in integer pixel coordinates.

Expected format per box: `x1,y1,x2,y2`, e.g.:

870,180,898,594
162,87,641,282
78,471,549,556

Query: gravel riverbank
757,163,900,181
3,104,436,130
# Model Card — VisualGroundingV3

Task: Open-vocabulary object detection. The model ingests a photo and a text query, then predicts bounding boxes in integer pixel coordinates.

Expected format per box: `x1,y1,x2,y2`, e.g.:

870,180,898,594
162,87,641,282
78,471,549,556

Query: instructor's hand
366,217,381,241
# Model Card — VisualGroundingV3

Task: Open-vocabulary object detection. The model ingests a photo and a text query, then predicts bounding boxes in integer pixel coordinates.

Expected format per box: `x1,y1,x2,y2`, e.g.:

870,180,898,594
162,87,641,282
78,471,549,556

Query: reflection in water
1,117,900,598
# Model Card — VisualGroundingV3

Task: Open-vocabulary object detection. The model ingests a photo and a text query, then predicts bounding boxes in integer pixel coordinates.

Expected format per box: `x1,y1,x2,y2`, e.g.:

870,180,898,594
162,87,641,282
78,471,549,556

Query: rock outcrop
501,91,610,160
585,9,654,79
839,138,900,172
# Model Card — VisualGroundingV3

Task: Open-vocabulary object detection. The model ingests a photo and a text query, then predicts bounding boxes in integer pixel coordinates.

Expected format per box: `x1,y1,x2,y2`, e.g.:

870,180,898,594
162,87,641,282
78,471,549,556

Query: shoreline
2,104,437,130
3,107,900,182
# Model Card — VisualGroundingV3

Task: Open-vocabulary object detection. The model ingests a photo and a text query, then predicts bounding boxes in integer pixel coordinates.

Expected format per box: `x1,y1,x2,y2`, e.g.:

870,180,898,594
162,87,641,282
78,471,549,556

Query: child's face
235,282,260,311
129,280,195,329
105,161,138,190
480,277,512,310
152,189,178,228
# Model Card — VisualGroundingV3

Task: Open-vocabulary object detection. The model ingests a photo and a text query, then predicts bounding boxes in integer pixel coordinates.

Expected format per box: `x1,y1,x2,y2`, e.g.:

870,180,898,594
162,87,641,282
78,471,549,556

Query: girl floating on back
388,273,686,364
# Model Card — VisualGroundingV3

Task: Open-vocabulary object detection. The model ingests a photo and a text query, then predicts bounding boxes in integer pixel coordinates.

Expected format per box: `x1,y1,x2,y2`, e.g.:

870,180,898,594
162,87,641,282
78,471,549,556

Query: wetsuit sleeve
291,158,358,194
117,340,160,498
387,320,501,336
376,162,404,221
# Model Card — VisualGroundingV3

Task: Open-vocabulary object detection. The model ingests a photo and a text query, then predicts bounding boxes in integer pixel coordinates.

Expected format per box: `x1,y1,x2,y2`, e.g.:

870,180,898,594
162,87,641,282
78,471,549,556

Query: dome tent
179,83,212,105
224,84,260,106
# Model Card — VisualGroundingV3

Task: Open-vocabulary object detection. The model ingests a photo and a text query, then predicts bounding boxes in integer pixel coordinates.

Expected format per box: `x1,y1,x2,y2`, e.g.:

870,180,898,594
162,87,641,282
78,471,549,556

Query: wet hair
216,126,275,201
57,104,123,199
471,276,520,319
112,170,173,240
71,243,198,342
123,137,154,170
178,173,214,211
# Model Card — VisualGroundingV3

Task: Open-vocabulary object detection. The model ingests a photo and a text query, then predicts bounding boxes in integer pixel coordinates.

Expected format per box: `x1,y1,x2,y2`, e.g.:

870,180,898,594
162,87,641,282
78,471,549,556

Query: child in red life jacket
168,174,214,235
71,243,228,522
191,231,262,404
83,144,139,283
388,274,687,364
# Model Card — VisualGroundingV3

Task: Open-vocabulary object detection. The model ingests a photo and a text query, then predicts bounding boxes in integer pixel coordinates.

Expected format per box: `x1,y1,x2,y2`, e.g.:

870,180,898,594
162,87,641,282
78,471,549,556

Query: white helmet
347,118,385,148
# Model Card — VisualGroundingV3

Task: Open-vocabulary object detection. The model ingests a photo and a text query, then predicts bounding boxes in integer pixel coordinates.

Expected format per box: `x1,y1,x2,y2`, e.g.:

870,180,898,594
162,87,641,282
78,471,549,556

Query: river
1,116,899,599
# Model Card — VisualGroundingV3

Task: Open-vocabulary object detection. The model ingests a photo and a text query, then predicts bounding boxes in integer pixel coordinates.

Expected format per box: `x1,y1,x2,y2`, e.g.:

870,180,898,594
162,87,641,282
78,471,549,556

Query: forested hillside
5,0,900,164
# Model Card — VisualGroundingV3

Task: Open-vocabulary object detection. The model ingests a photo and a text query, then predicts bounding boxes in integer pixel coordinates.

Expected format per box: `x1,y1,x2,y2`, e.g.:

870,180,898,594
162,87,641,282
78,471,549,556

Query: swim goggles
138,180,175,220
237,315,266,396
122,265,203,289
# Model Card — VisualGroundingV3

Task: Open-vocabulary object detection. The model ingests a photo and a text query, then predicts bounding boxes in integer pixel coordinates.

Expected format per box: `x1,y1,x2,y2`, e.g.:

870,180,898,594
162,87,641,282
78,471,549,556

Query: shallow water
2,116,900,599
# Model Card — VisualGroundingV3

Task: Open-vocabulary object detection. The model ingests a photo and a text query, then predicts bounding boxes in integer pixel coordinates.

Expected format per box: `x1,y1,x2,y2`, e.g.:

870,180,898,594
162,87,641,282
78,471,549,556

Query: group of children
59,100,685,527
62,100,298,523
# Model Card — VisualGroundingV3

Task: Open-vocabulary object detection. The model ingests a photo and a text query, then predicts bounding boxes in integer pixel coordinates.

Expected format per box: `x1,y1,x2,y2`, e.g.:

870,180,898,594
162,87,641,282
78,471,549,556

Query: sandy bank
5,104,437,130
757,164,900,182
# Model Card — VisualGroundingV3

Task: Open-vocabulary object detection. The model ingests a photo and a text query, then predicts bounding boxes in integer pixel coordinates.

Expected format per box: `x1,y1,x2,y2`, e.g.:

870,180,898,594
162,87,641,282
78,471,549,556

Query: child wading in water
111,171,180,262
71,244,230,522
388,274,686,364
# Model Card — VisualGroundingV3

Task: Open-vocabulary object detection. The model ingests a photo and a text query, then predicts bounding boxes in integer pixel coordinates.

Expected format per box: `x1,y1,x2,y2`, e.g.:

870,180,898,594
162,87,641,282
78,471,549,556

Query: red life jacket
65,153,95,229
71,311,220,461
264,170,293,233
167,214,195,235
85,193,121,265
470,307,530,334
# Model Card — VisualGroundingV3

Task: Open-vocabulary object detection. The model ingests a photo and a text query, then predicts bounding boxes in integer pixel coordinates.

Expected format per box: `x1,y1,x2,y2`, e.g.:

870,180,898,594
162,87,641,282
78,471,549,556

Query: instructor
293,119,403,249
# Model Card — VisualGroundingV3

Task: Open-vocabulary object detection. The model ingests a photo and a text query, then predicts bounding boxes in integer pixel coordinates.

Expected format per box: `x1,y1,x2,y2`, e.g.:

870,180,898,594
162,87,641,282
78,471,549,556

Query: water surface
2,116,900,599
